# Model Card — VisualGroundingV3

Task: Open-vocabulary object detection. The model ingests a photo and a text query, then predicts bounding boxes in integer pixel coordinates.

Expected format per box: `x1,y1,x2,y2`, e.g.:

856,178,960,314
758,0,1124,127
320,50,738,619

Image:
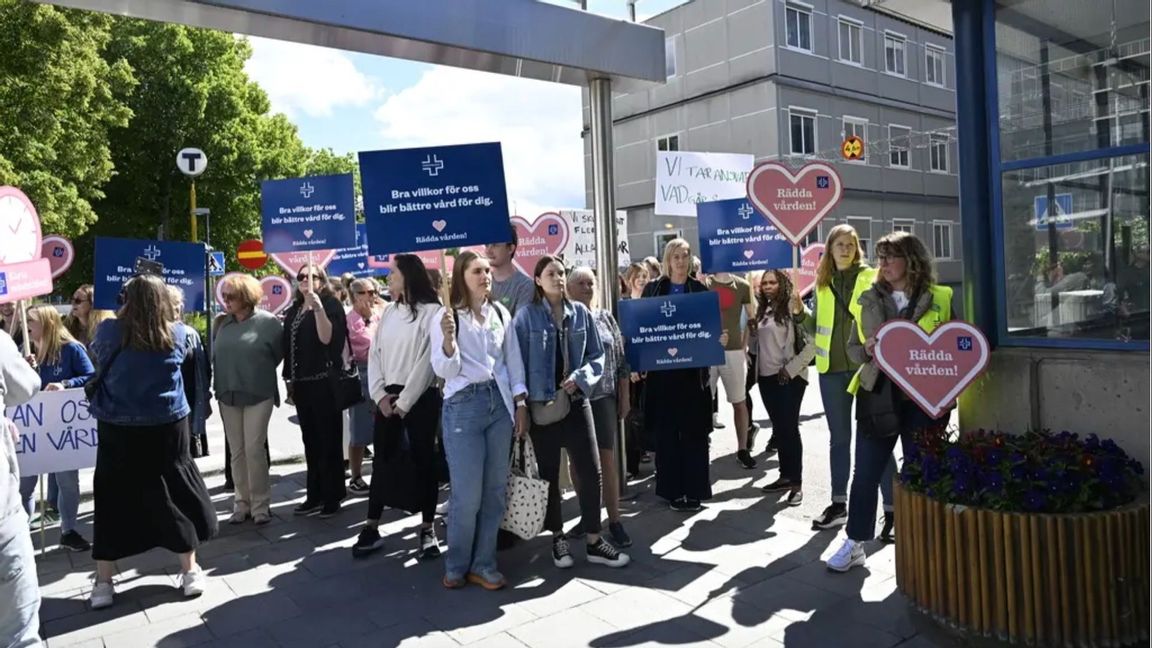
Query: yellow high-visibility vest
813,267,877,374
847,284,953,395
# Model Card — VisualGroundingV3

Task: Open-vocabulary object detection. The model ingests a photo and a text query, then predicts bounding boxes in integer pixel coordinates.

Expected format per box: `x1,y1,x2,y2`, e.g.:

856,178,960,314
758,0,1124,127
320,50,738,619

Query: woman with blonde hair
213,274,284,525
805,224,896,541
65,284,116,350
18,305,95,552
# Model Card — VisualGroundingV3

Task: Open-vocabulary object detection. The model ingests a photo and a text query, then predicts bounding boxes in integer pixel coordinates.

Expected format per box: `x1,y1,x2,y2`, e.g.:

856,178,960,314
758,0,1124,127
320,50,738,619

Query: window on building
789,108,817,156
888,125,911,168
785,3,813,52
665,36,678,79
884,33,907,76
838,18,863,65
842,117,868,163
925,45,946,86
892,219,915,234
932,222,953,259
929,133,949,172
801,227,822,248
654,230,683,257
847,218,872,260
657,134,680,152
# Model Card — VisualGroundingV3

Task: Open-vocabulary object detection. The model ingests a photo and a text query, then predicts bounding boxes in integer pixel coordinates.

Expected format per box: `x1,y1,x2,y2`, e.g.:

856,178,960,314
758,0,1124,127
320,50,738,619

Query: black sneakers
764,436,778,456
761,478,797,493
317,503,341,519
552,534,574,569
293,501,322,516
419,527,442,560
669,498,703,513
879,512,895,543
352,527,385,558
59,530,91,552
812,503,848,530
586,537,630,568
608,521,632,548
745,424,759,452
348,477,370,496
736,449,757,469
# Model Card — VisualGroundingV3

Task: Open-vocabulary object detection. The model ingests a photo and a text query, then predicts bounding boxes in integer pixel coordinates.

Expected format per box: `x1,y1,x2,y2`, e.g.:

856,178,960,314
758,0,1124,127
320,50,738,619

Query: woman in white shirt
352,255,442,560
755,270,815,506
430,250,529,591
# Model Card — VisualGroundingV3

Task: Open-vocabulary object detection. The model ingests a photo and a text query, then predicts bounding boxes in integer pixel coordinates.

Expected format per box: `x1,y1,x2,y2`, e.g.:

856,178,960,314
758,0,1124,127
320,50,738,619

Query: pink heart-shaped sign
746,162,843,245
215,273,294,315
41,235,75,279
509,213,570,276
788,243,825,298
872,320,990,419
270,249,336,275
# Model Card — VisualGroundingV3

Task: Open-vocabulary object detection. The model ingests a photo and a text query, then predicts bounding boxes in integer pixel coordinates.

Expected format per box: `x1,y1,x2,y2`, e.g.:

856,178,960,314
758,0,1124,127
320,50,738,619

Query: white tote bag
500,437,550,540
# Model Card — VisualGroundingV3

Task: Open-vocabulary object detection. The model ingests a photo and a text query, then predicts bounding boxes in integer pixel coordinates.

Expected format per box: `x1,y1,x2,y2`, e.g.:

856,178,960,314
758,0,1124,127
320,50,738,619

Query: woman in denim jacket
513,256,629,570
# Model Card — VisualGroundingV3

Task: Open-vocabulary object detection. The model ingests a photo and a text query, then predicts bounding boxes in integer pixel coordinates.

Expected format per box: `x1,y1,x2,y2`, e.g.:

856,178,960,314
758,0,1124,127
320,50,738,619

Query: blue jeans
820,371,894,508
20,470,80,534
441,381,513,581
846,401,939,542
0,513,41,647
348,362,375,448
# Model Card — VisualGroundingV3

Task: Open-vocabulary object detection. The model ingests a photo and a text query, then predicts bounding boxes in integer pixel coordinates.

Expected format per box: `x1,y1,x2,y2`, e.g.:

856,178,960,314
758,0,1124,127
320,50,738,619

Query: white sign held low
9,389,98,476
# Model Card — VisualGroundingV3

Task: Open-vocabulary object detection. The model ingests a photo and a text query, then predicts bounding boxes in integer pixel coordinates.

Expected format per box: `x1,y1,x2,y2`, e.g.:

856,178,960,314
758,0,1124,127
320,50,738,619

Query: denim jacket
88,319,194,426
513,299,604,403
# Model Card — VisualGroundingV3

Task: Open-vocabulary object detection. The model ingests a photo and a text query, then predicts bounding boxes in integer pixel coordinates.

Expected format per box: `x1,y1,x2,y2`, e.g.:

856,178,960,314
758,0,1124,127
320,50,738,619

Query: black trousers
530,398,603,535
367,387,442,524
757,375,807,483
294,381,346,507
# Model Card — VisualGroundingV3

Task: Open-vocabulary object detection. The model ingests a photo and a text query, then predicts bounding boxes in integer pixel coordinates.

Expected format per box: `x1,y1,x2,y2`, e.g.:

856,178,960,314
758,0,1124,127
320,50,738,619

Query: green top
804,265,866,374
213,309,285,407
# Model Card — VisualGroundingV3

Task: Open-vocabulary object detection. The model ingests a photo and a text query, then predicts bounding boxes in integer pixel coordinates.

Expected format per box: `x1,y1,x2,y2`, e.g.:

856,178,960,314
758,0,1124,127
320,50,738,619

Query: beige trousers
220,399,275,517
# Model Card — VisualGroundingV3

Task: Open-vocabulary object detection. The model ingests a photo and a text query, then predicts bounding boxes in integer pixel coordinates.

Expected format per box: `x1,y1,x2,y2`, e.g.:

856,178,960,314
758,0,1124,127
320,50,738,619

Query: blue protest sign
697,197,793,273
619,291,725,372
208,251,226,276
93,237,207,311
359,142,511,255
327,224,388,278
261,173,357,253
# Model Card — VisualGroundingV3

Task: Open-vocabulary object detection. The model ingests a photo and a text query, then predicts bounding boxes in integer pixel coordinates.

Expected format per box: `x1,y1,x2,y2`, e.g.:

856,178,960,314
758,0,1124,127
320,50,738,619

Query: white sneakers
89,580,115,610
90,568,206,610
826,538,867,573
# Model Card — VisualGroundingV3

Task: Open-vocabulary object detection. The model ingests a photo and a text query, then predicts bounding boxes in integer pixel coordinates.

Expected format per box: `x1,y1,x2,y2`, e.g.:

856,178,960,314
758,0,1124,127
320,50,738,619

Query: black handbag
328,334,365,410
856,372,902,438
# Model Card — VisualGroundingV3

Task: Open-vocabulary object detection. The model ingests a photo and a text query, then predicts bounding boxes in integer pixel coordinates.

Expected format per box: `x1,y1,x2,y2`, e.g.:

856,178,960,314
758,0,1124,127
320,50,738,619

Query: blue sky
244,0,686,215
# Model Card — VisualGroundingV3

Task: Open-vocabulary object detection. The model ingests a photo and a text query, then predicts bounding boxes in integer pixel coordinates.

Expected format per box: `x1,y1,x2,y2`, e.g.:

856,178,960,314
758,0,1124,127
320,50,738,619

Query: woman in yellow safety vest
826,231,954,574
805,224,897,539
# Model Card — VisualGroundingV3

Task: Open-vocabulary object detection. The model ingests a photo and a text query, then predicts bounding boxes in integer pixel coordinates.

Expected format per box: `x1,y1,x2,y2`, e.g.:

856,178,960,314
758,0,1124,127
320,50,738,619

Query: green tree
0,0,134,237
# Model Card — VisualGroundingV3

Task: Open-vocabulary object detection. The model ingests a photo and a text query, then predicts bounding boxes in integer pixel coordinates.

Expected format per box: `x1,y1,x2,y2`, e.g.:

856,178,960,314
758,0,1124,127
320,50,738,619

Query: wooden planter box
894,480,1149,647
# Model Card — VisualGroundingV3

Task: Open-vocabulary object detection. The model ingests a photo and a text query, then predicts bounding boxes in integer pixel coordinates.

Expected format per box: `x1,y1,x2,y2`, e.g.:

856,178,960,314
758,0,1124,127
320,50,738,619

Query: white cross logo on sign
143,245,162,261
421,155,445,176
738,203,754,220
300,182,315,199
660,301,677,318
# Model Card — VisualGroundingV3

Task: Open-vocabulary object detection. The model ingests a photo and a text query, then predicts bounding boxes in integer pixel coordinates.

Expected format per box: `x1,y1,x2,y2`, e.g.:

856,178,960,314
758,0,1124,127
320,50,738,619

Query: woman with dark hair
827,231,955,573
282,264,350,518
641,238,720,512
353,255,443,560
87,275,217,609
754,270,814,506
514,257,629,568
430,251,528,590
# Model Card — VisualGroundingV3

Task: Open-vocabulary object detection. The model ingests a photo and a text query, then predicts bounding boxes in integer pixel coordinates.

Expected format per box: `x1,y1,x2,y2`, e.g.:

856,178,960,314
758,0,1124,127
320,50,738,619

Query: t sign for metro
176,148,208,177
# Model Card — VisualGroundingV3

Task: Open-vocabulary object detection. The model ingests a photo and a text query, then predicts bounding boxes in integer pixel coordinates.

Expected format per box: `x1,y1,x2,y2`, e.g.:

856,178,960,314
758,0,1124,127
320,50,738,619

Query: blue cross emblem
957,336,973,351
0,272,7,296
816,176,830,189
52,246,64,258
548,224,558,236
143,245,162,261
421,155,445,176
660,301,677,318
300,182,315,198
738,203,754,220
272,285,283,295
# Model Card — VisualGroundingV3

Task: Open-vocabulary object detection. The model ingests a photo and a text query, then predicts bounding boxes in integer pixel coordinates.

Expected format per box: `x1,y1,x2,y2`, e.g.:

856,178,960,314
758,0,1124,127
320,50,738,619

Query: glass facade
994,0,1149,345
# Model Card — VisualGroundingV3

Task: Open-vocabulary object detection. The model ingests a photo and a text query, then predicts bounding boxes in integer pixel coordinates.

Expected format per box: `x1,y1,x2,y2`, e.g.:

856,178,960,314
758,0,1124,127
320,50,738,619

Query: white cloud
372,66,586,215
244,37,379,118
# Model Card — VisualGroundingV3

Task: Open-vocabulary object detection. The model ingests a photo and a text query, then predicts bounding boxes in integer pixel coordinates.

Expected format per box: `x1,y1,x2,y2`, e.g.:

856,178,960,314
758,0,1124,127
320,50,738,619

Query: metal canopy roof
36,0,668,90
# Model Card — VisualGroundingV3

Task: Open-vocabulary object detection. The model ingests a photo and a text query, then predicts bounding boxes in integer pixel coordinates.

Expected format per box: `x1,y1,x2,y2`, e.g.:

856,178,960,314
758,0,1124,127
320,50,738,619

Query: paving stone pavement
28,386,968,647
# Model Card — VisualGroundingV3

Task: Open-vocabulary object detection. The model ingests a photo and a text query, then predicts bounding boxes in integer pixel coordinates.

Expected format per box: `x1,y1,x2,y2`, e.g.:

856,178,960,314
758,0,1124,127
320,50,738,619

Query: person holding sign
640,239,720,512
514,257,629,569
430,251,528,590
282,264,350,519
805,224,895,536
753,272,815,506
17,306,95,553
0,328,46,647
827,232,954,573
87,274,217,609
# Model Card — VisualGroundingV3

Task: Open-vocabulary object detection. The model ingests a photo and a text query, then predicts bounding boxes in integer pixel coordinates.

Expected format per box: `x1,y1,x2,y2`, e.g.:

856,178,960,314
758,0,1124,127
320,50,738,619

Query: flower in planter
900,429,1144,514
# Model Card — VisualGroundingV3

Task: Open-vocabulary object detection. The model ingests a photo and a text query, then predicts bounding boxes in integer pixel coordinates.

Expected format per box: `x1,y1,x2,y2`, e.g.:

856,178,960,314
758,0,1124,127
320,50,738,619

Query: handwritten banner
9,389,97,475
655,151,754,217
558,209,631,271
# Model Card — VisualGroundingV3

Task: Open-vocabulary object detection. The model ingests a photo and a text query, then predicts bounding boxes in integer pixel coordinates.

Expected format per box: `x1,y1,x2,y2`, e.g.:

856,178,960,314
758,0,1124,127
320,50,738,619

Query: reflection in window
1000,154,1150,342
